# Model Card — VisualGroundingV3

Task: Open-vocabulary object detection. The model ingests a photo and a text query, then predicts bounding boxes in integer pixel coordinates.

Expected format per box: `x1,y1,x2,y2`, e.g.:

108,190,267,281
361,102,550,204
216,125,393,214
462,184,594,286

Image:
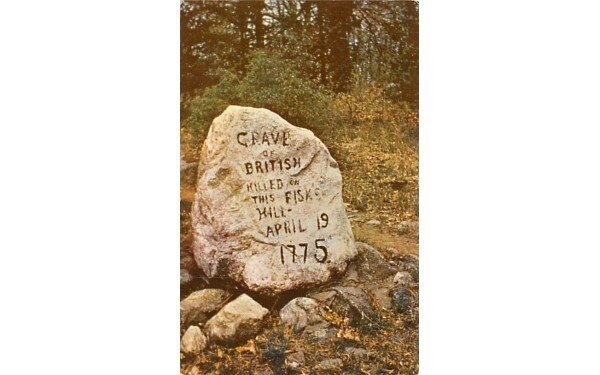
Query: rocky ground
180,127,419,374
180,222,418,374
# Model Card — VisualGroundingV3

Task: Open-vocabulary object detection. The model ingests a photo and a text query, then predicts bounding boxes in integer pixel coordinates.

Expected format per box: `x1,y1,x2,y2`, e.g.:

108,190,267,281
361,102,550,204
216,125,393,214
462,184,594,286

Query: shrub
237,51,338,134
181,51,339,159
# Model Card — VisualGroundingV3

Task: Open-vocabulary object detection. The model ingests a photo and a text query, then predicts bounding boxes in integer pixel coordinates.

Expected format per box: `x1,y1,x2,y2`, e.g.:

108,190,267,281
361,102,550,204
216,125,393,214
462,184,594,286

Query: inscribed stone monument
192,105,357,295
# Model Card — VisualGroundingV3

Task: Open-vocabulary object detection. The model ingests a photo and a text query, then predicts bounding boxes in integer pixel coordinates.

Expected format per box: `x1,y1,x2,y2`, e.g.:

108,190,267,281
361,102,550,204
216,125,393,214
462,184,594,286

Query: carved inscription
237,131,331,265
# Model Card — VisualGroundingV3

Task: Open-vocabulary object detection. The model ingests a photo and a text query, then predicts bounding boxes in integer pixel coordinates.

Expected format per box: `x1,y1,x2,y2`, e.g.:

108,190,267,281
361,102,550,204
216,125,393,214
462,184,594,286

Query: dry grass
353,223,418,257
323,125,418,227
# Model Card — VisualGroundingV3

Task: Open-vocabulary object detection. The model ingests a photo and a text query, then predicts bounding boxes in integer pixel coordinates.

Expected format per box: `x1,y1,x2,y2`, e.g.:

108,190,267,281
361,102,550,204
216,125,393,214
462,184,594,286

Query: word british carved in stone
243,157,301,175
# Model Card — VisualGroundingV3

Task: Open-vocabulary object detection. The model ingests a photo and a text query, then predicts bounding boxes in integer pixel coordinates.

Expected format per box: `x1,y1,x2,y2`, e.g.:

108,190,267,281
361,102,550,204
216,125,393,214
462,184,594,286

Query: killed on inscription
191,105,357,295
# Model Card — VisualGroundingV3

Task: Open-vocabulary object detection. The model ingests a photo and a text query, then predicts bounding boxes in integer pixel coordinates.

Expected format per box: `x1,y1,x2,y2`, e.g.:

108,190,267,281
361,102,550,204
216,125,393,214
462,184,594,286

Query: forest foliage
181,0,419,219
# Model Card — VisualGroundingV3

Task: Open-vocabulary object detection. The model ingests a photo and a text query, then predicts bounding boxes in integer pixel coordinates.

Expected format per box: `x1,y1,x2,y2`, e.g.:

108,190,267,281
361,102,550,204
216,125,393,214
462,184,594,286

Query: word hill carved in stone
192,105,357,295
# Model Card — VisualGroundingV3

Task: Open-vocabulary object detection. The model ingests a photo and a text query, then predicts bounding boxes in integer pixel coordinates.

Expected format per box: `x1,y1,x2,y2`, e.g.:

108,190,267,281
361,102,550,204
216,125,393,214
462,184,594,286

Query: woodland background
181,0,419,231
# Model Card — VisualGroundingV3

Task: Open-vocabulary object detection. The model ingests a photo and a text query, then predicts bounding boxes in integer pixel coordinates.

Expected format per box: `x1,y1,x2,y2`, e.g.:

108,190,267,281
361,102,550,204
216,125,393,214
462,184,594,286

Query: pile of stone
180,242,419,356
180,290,269,354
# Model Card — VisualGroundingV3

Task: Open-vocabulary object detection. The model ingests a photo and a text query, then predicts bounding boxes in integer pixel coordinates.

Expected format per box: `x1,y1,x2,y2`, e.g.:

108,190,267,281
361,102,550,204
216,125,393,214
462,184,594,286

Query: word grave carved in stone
192,106,357,295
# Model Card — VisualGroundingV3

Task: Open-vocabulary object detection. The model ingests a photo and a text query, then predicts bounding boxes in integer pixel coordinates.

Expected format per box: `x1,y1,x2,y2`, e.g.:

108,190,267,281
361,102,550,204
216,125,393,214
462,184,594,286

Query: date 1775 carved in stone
192,106,357,295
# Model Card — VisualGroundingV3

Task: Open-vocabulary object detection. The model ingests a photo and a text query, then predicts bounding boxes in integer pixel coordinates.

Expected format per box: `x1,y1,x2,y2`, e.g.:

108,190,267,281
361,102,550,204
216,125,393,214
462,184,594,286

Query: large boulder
204,294,269,345
192,106,357,295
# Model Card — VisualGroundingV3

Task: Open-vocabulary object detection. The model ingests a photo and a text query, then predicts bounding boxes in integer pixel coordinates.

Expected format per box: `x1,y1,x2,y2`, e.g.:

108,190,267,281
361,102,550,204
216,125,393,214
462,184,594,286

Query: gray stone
397,220,418,235
309,290,337,303
204,294,269,345
397,222,409,235
318,358,343,370
342,263,360,282
365,219,381,226
191,106,357,295
345,347,368,358
397,254,419,282
369,285,393,310
279,297,330,333
390,287,415,314
180,326,207,355
314,286,378,326
310,327,337,342
393,271,414,286
347,242,395,282
180,288,233,327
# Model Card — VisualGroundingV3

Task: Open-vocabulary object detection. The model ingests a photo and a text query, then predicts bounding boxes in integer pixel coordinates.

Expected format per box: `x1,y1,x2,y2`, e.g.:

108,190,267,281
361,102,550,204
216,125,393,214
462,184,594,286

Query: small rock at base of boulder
369,285,393,310
397,254,419,282
347,242,395,282
180,288,233,327
204,294,269,345
365,219,381,226
279,297,330,333
180,326,208,355
390,287,415,314
310,327,337,343
312,286,378,326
